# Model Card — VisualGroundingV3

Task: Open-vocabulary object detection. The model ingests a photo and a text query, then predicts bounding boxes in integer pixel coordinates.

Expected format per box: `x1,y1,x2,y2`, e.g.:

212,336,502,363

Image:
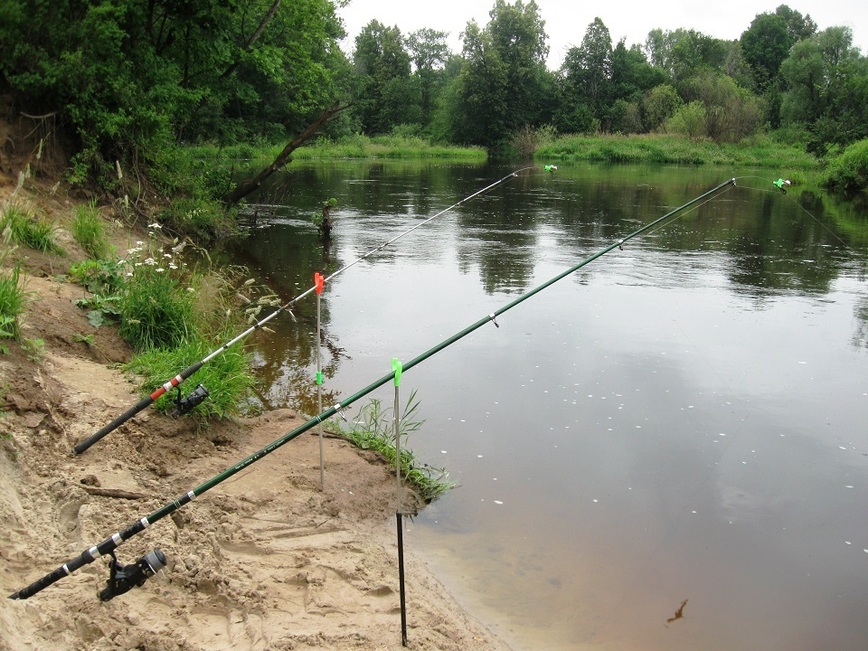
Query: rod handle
73,396,154,455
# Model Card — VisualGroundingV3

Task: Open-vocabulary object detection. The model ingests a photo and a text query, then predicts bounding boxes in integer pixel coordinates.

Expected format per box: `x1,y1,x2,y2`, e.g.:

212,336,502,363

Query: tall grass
0,224,26,344
535,133,819,169
71,200,109,259
0,204,64,254
118,260,193,351
124,335,256,420
68,225,263,420
0,263,25,344
184,134,487,164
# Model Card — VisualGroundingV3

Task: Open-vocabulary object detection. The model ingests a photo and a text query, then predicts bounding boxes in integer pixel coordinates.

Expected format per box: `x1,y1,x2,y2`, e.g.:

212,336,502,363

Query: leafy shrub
667,102,707,140
821,139,868,195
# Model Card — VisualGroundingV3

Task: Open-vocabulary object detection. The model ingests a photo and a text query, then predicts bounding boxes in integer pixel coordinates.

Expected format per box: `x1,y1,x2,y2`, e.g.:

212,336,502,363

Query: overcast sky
337,0,866,69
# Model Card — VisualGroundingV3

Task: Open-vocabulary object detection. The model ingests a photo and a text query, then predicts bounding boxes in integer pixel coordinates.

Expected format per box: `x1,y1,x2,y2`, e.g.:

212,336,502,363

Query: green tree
406,28,451,128
643,84,683,132
607,39,666,131
450,0,552,149
645,28,727,84
780,26,868,154
740,12,792,91
0,0,349,187
558,18,612,129
451,21,509,146
353,20,420,134
610,39,666,103
739,6,815,126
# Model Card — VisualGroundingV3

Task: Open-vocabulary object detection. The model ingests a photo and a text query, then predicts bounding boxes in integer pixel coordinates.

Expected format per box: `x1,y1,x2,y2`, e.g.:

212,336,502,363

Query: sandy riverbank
0,164,509,650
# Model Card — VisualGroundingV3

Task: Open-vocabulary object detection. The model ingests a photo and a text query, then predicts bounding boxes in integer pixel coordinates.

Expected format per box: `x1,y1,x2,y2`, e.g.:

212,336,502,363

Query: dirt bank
0,152,507,650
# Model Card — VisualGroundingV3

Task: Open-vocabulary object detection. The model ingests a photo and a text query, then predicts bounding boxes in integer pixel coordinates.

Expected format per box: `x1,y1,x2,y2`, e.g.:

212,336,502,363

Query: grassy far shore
185,131,820,170
534,132,820,169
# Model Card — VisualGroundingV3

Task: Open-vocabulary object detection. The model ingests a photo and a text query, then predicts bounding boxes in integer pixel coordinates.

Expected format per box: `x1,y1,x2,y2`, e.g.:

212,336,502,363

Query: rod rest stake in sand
71,167,540,456
12,178,738,601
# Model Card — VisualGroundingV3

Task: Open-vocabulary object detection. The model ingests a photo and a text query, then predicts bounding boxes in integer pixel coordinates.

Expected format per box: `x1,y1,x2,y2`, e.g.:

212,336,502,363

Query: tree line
1,0,866,191
353,2,867,156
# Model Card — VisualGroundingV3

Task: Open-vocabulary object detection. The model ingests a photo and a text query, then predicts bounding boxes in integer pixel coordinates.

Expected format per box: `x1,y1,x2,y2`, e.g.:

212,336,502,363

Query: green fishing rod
72,167,537,455
11,177,736,601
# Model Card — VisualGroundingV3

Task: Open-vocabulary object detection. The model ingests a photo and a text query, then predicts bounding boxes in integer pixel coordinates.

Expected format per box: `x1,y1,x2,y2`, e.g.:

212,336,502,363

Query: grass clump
0,263,25,345
338,391,455,503
71,201,109,259
0,230,26,346
124,335,256,420
0,204,64,254
67,221,263,422
117,240,193,351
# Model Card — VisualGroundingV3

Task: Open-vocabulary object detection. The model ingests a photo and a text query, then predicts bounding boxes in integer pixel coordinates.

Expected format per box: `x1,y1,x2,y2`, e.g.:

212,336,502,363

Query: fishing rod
11,177,737,601
72,166,537,455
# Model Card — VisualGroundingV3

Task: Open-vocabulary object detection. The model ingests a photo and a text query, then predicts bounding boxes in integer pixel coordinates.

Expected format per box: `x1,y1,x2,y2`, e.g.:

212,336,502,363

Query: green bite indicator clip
392,358,402,387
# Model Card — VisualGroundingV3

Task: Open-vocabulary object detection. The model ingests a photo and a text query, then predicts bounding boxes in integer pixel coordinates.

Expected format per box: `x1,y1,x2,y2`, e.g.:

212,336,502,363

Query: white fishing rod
73,166,539,455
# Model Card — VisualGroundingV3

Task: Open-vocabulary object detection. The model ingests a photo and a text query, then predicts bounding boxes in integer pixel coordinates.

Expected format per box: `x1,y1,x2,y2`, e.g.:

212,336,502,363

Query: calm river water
220,161,868,650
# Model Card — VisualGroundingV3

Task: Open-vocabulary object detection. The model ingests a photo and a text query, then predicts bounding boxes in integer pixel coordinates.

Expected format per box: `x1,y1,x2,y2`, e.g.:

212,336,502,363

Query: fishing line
739,174,855,251
72,166,538,455
10,177,737,601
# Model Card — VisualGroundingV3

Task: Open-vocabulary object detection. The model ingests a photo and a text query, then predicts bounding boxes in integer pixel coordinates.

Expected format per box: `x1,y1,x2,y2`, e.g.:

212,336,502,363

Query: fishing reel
172,383,209,418
98,549,166,602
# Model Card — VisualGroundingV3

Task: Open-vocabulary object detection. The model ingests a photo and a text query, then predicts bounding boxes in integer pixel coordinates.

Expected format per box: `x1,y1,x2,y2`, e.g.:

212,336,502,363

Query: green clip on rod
72,167,537,455
12,178,736,601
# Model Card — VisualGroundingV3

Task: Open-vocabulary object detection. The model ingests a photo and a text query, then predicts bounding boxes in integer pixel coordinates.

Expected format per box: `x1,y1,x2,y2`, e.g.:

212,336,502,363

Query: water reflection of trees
218,211,346,413
221,162,868,402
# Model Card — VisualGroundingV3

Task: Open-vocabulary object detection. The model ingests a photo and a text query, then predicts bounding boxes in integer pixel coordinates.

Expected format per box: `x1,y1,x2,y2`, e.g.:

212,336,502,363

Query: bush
667,102,707,140
821,139,868,195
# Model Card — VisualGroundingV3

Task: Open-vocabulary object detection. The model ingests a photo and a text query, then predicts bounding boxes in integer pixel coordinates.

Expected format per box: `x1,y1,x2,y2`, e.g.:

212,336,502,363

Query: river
219,161,868,650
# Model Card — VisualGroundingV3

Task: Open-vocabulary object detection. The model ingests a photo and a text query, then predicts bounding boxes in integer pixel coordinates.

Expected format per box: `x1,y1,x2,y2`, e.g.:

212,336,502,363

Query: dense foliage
1,1,866,185
0,0,349,192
